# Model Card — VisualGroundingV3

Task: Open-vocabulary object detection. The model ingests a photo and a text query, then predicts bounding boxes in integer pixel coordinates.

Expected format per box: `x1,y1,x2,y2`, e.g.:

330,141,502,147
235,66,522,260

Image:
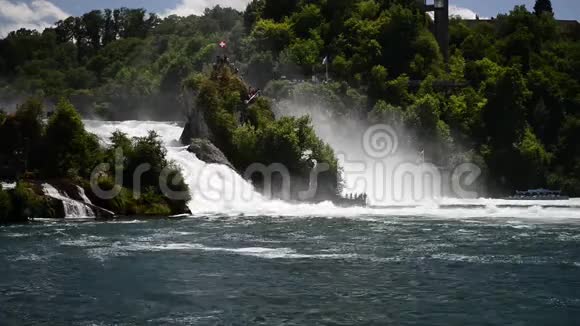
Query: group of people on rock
214,55,239,74
215,55,230,66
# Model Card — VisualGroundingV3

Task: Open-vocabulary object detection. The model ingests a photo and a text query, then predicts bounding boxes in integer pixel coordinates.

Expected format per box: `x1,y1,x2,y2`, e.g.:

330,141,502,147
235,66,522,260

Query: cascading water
76,185,94,206
83,120,580,220
84,121,268,215
1,182,16,190
42,184,96,219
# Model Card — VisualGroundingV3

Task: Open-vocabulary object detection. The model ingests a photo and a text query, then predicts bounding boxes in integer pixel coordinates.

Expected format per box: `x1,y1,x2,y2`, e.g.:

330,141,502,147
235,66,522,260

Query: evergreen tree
534,0,553,16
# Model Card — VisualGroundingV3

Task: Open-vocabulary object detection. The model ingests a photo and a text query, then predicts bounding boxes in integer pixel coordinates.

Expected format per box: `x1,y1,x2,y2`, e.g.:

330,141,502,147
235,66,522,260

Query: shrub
44,98,103,178
0,188,14,223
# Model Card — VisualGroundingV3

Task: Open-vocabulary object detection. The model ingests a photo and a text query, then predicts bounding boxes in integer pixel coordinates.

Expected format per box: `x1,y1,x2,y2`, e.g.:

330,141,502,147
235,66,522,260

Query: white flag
322,56,328,65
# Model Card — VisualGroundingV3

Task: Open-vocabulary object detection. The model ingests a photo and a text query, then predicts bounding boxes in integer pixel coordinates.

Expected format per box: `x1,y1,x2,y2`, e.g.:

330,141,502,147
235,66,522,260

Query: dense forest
0,0,579,207
0,97,190,223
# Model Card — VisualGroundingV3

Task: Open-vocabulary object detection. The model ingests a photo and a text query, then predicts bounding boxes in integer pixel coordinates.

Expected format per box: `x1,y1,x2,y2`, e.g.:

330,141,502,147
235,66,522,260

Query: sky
0,0,578,37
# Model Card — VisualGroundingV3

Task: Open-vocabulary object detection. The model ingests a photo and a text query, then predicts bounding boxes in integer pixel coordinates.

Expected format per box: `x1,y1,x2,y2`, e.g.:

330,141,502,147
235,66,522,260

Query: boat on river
505,189,570,200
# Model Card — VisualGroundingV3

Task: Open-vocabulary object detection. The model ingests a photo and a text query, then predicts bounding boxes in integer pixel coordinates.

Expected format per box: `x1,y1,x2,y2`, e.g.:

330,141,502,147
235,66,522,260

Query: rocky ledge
187,138,234,169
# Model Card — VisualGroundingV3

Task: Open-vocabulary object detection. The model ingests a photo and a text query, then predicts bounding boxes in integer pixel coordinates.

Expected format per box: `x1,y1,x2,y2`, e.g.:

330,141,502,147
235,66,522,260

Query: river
1,120,579,325
1,215,579,325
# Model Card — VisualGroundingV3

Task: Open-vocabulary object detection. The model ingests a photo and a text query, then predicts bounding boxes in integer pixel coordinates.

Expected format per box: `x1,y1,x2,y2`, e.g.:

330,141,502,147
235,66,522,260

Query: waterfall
82,120,580,219
84,120,267,215
165,147,266,213
1,182,16,190
76,185,94,206
84,120,347,216
42,184,96,219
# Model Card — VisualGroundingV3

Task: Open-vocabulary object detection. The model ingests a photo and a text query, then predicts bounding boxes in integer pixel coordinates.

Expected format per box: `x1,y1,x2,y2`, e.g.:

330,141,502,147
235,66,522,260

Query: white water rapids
83,120,580,221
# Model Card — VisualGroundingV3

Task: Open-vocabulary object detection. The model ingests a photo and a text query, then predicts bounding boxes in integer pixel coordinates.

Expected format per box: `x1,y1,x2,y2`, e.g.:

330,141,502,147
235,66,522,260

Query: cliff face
187,139,234,169
180,88,214,145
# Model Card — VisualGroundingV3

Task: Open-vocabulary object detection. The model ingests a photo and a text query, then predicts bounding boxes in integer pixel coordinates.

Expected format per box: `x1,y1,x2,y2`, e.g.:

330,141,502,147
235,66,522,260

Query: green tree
11,182,45,221
82,10,105,51
262,0,298,22
0,187,13,222
251,19,294,54
368,64,388,103
447,87,486,143
383,74,411,107
330,55,352,81
286,38,321,72
44,99,102,178
404,94,453,162
244,0,265,32
290,4,323,38
517,126,550,187
449,50,466,81
0,98,45,174
534,0,553,16
246,51,276,87
126,131,168,192
55,17,75,43
482,67,531,146
102,9,117,45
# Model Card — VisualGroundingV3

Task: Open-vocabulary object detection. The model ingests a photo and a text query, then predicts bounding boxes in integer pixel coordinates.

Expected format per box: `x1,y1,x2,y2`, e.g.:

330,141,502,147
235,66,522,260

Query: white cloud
427,5,485,20
162,0,251,17
0,0,69,37
449,5,481,19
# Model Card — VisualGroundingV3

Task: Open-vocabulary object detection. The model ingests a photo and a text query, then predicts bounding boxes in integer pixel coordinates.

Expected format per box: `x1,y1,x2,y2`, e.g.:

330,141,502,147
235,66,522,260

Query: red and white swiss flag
219,41,227,48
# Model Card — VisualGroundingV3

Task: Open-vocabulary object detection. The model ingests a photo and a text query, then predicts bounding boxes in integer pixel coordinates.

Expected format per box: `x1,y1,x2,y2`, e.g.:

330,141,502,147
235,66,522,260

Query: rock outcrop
30,180,115,219
178,65,343,204
187,138,234,169
180,88,213,145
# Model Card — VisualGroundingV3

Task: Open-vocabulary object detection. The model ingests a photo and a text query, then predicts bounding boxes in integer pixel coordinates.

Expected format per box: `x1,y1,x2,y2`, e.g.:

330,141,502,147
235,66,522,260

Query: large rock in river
180,88,214,145
187,139,234,169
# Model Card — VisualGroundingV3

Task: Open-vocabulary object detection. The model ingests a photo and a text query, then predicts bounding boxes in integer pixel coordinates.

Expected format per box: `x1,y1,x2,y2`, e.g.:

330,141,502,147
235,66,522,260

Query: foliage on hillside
0,182,57,223
0,99,190,217
0,6,244,120
185,65,341,198
0,0,579,195
244,0,580,195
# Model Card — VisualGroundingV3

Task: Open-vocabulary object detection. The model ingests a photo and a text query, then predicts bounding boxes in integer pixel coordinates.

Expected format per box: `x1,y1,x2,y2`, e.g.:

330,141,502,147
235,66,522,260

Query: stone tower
416,0,450,63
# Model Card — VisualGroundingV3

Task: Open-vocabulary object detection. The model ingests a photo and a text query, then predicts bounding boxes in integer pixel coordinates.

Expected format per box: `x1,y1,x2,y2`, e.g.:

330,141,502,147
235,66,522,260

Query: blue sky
0,0,578,37
451,0,579,20
48,0,177,15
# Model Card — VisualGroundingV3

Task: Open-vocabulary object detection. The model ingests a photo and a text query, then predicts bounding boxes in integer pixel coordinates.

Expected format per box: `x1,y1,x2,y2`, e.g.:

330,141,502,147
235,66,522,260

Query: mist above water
272,100,447,205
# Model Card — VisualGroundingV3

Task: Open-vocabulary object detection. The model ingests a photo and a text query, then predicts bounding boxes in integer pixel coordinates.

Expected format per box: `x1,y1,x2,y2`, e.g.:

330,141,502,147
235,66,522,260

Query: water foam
83,120,580,222
0,182,16,190
125,242,357,260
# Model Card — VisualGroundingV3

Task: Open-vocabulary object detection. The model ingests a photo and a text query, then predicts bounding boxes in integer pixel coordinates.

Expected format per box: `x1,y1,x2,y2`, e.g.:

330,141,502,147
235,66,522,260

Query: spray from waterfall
272,100,441,205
